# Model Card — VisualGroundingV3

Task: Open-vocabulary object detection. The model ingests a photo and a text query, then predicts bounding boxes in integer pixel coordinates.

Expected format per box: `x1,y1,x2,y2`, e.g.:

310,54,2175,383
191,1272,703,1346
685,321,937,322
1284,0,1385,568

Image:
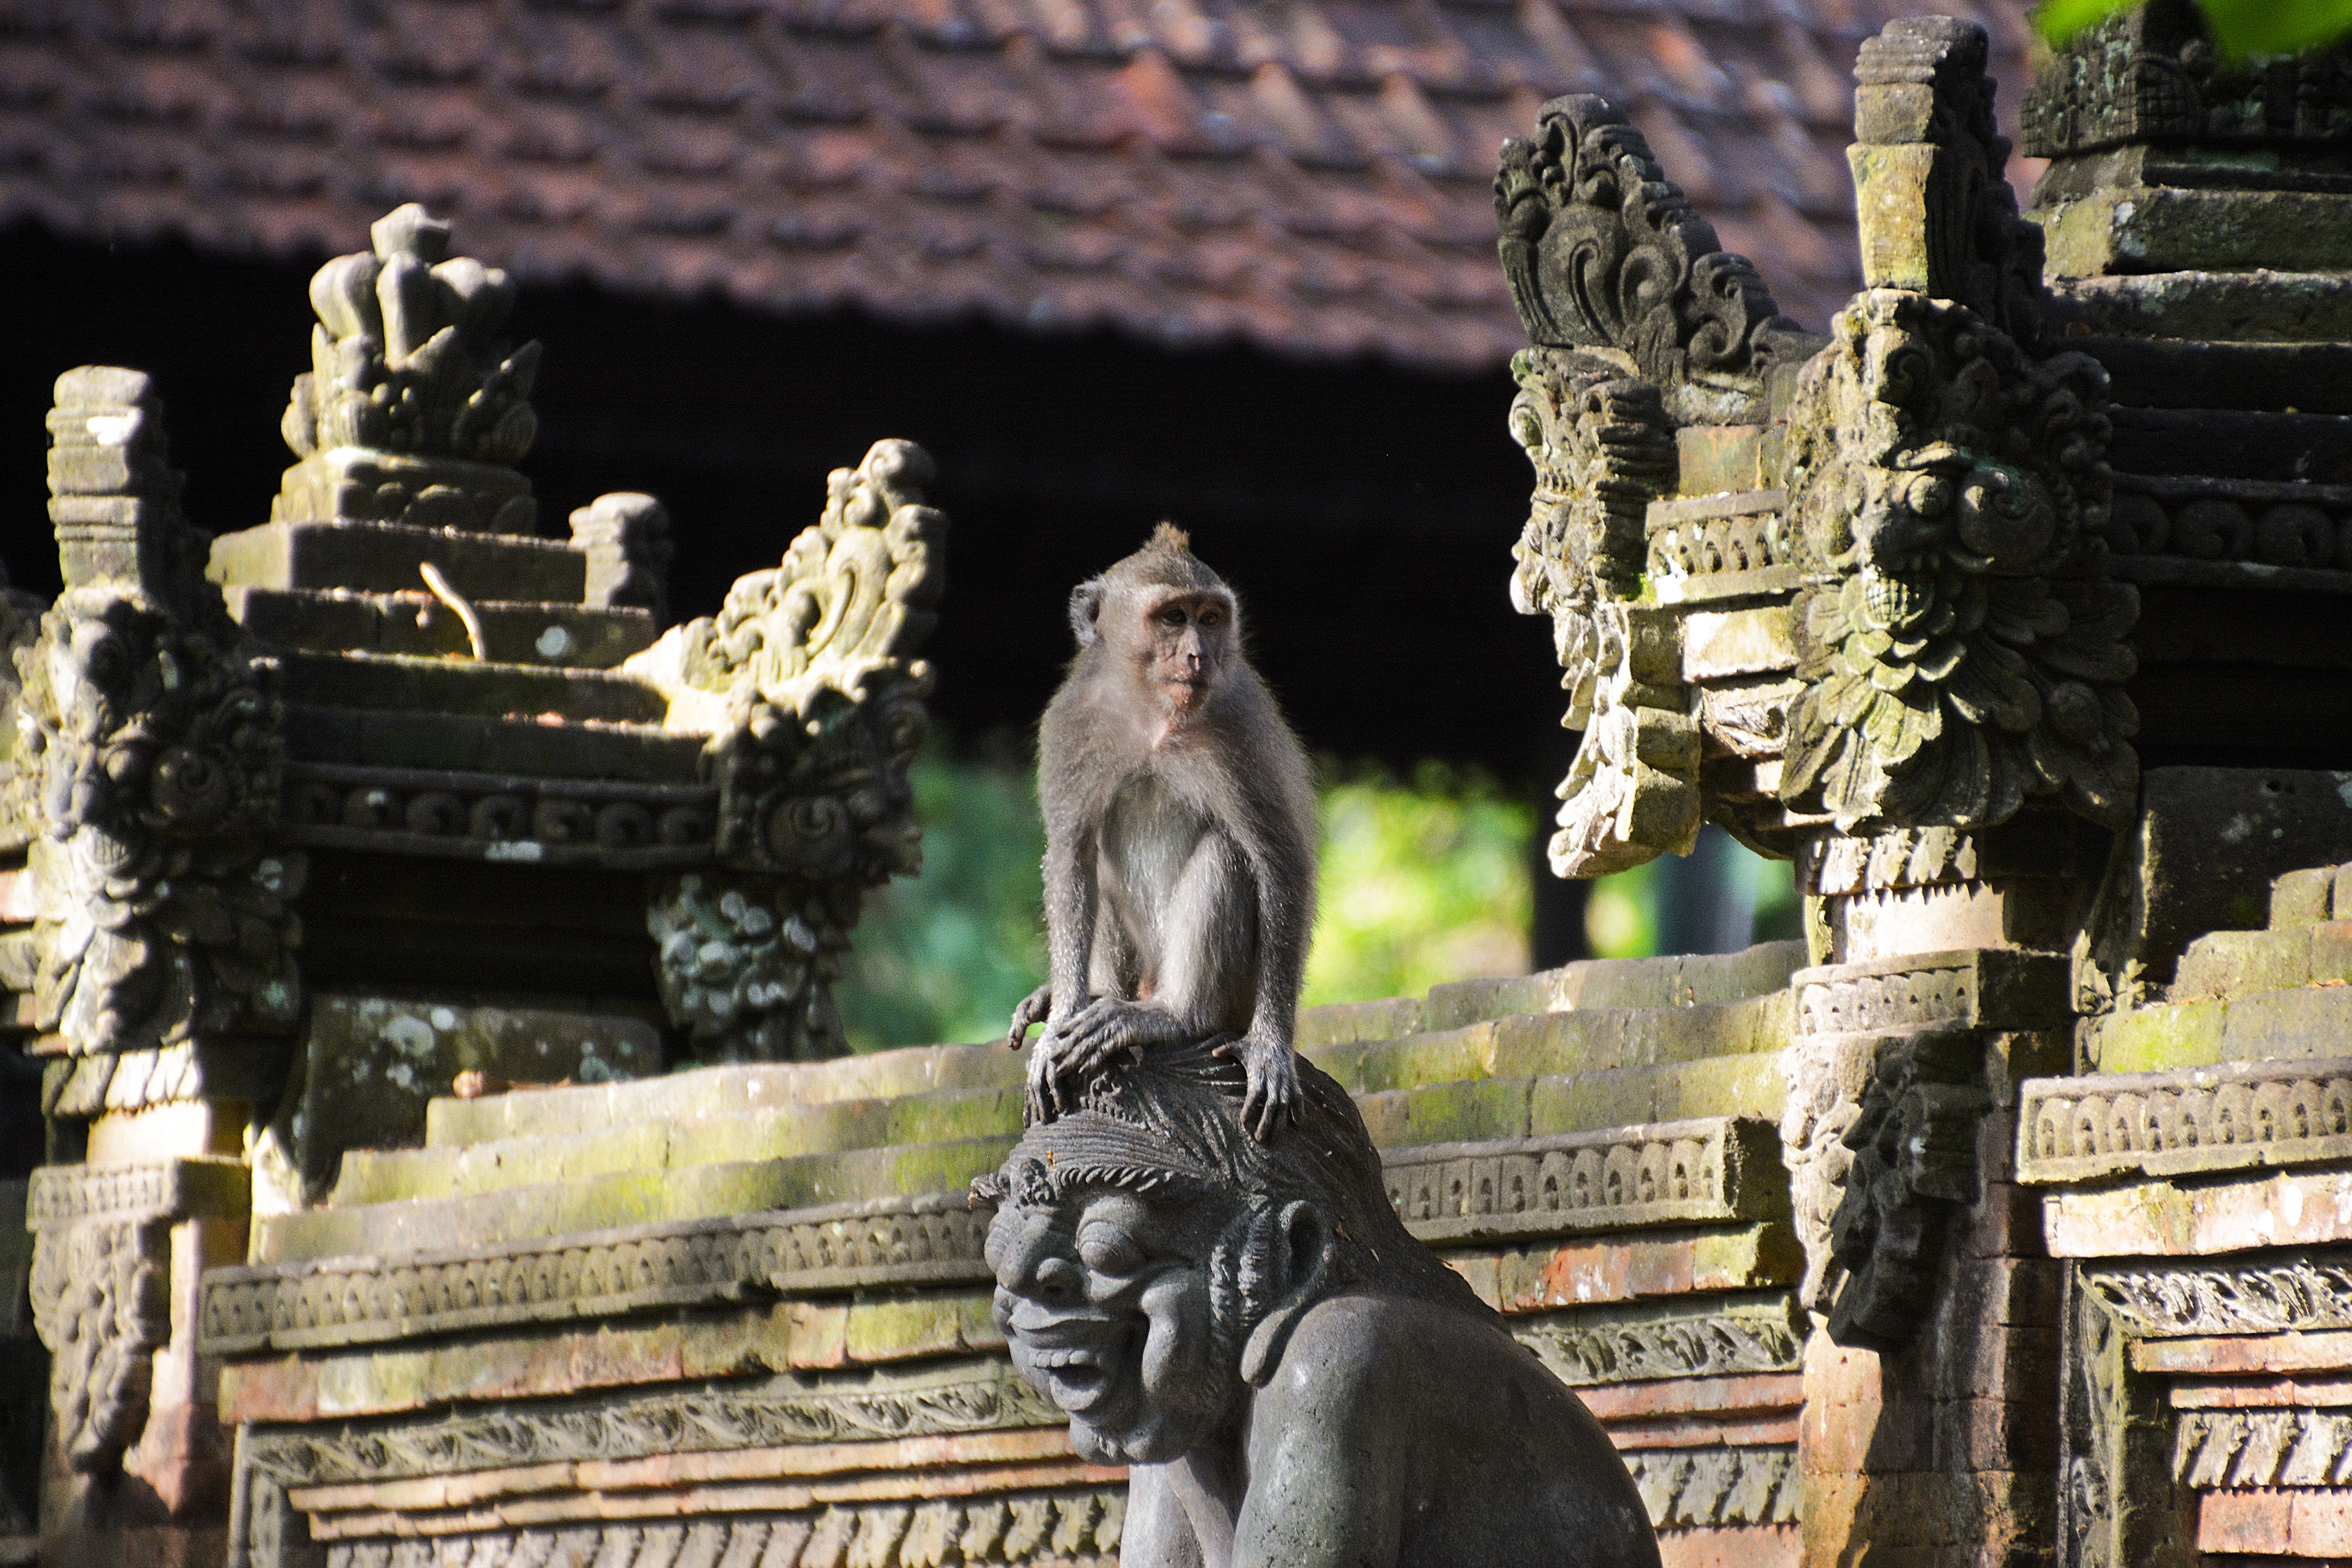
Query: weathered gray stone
2039,188,2352,278
2083,767,2352,995
2021,1056,2352,1184
268,992,662,1205
982,1042,1661,1566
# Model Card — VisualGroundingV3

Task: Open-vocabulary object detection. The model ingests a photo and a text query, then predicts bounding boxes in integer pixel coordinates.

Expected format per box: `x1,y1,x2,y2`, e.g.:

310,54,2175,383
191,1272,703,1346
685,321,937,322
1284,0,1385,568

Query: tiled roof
0,0,2030,369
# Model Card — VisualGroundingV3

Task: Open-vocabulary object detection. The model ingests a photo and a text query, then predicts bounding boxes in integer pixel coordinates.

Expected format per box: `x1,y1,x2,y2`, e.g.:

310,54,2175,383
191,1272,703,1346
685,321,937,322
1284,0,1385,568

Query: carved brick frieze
276,204,541,532
2021,0,2352,158
2106,473,2352,572
309,1491,1125,1568
280,761,718,869
1644,490,1792,591
2084,1253,2352,1337
631,439,945,1063
1794,948,2072,1037
201,1194,994,1354
27,1155,250,1228
1381,1117,1786,1244
1623,1445,1799,1531
2021,1057,2352,1185
243,1362,1060,1487
1511,1291,1806,1387
2177,1410,2352,1490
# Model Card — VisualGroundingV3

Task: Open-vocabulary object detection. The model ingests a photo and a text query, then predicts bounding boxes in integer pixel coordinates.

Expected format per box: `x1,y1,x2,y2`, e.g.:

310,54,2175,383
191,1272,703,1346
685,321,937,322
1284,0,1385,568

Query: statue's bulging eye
1077,1224,1146,1276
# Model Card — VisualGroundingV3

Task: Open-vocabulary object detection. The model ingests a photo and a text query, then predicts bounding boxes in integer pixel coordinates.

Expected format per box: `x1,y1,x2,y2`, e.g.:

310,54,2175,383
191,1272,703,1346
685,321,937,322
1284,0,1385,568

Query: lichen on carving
629,439,946,1062
1779,290,2139,833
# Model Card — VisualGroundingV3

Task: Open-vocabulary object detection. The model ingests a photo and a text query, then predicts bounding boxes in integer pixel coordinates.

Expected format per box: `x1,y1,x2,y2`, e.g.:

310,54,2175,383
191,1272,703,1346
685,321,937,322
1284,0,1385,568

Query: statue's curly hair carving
975,1036,1488,1347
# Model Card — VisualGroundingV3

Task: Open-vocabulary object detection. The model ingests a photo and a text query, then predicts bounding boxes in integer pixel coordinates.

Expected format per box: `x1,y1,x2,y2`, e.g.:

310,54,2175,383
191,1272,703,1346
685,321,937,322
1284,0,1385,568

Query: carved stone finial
630,439,947,1063
1849,16,2047,346
273,204,540,533
11,372,303,1064
1494,95,1813,417
571,492,674,623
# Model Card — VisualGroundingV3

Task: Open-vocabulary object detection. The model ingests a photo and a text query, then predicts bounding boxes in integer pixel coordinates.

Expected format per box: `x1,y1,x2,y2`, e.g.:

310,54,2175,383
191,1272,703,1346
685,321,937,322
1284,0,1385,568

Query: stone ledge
1381,1117,1786,1244
1624,1445,1799,1530
1509,1290,1806,1386
2045,1170,2352,1259
2019,1056,2352,1185
2086,1251,2352,1338
1792,948,2071,1037
25,1155,250,1230
203,1193,996,1356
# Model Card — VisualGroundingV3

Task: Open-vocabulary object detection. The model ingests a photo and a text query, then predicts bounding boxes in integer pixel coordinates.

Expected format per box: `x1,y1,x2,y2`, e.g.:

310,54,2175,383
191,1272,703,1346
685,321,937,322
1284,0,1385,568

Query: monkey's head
1069,524,1236,719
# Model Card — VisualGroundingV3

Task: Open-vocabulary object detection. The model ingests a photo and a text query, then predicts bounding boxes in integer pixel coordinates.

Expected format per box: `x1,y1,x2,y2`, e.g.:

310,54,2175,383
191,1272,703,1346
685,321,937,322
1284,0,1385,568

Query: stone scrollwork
1542,603,1701,878
1820,1025,1991,1351
631,439,945,1062
1494,94,1815,412
1779,290,2139,833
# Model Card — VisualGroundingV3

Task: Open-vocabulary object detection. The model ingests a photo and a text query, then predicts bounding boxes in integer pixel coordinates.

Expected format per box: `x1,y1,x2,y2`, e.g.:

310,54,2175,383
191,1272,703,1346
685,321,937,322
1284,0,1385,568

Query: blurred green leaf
1302,761,1536,1008
2036,0,2352,54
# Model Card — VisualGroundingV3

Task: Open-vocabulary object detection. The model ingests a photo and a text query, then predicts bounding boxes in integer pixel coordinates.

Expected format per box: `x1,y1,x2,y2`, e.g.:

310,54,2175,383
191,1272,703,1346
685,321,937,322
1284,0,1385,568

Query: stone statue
977,1038,1661,1568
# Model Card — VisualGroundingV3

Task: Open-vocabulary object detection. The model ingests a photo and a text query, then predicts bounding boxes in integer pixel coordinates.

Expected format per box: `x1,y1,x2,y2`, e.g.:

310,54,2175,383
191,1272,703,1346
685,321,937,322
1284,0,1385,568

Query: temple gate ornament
631,438,945,1062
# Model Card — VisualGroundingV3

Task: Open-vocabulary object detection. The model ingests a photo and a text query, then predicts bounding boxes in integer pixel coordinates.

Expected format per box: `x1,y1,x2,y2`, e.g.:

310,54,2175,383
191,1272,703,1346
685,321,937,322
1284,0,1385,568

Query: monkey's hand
1005,985,1053,1051
1214,1034,1301,1142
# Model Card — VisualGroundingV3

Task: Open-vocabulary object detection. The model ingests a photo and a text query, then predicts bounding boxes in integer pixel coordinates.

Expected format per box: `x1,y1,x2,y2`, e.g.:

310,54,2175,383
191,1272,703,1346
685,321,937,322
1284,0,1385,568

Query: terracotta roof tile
0,0,2032,368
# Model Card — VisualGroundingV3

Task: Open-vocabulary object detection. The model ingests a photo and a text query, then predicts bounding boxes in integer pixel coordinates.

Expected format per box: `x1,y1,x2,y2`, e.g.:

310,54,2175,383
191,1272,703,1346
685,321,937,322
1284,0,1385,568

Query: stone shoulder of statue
976,1039,1661,1568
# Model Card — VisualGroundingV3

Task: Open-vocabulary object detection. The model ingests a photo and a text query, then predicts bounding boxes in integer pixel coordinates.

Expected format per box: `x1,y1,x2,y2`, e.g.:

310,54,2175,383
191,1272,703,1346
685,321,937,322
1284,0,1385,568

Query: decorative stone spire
274,204,541,533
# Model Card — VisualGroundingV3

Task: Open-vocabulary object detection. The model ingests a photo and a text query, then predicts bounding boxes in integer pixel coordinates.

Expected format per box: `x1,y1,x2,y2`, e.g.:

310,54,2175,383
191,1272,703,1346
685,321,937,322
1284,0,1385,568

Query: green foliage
2035,0,2352,57
837,733,1047,1053
1301,763,1536,1008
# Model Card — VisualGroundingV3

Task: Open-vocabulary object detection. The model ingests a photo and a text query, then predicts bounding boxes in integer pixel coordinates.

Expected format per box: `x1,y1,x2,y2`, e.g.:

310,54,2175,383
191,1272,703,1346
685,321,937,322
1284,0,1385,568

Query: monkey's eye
1197,608,1225,628
1156,604,1187,626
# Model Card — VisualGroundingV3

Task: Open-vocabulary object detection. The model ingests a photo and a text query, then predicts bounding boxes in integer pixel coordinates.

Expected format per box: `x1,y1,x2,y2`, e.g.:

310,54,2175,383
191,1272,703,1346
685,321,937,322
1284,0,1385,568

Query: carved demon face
986,1182,1239,1466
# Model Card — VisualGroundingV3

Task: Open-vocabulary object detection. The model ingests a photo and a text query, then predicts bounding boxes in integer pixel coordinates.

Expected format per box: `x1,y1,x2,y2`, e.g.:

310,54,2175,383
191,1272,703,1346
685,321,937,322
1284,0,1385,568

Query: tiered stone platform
203,943,1814,1566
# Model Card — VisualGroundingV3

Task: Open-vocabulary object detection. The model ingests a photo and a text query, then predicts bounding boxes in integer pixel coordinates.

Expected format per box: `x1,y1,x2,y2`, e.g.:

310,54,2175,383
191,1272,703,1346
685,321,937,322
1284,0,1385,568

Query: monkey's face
987,1187,1237,1464
1131,590,1233,716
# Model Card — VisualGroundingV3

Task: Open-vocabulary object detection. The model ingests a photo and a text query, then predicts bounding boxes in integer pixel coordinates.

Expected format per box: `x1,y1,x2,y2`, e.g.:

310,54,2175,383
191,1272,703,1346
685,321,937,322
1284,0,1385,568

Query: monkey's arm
1028,822,1102,1118
1224,764,1317,1141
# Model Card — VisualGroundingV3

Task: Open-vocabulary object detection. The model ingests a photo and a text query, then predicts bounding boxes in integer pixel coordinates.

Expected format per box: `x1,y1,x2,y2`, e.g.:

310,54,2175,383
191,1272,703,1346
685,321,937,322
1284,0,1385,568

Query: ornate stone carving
1622,1446,1799,1531
1779,1030,1862,1312
1511,1293,1806,1387
2060,1276,2197,1568
632,439,945,1063
26,1157,248,1477
1821,1026,1990,1351
1794,949,2071,1038
1778,290,2136,833
1493,95,1813,407
275,204,539,532
28,1217,167,1475
2083,1254,2352,1337
1539,603,1701,878
14,368,301,1061
242,1364,1060,1487
2021,0,2352,158
305,1492,1128,1568
1381,1117,1785,1244
2104,474,2352,569
201,1192,996,1354
280,761,717,867
2176,1410,2352,1490
2021,1057,2352,1185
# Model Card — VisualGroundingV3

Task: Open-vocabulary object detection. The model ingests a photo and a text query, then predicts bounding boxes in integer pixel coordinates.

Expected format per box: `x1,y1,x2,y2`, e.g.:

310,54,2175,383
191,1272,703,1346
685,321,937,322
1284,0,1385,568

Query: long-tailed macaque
1007,525,1316,1140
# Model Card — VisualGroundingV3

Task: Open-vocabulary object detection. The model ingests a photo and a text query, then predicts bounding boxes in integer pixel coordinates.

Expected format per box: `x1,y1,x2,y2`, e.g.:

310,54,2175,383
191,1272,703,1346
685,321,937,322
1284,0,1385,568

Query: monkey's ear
1068,579,1107,648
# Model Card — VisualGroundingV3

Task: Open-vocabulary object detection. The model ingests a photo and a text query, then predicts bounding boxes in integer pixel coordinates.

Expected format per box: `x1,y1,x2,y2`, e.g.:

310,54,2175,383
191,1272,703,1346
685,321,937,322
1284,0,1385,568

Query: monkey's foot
1005,984,1053,1051
1214,1034,1301,1142
1023,1000,1188,1124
